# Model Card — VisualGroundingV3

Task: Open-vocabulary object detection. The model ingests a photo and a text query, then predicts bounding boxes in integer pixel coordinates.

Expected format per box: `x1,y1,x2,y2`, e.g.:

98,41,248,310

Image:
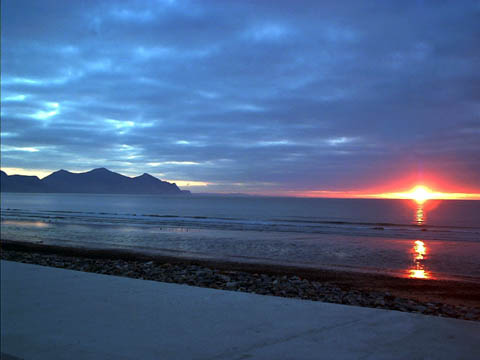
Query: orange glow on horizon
376,185,480,201
293,184,480,200
285,170,480,199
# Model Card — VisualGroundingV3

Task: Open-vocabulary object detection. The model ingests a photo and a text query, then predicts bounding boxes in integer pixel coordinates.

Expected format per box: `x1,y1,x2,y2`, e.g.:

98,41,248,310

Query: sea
1,193,479,282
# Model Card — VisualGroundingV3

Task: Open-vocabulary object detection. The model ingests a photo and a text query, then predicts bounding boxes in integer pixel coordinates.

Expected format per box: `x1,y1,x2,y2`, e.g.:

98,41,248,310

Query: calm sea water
1,193,480,282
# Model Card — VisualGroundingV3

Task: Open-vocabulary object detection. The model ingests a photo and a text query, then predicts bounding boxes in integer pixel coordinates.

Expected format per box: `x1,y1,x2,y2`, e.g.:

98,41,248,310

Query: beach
2,239,479,321
2,193,479,322
2,194,480,284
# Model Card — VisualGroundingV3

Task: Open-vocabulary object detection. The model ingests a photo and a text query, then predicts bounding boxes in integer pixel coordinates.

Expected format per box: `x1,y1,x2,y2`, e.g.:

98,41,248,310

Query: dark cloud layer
1,0,479,193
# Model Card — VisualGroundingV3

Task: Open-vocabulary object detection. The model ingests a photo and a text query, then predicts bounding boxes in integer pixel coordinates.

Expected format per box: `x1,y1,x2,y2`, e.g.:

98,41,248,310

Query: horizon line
2,167,480,200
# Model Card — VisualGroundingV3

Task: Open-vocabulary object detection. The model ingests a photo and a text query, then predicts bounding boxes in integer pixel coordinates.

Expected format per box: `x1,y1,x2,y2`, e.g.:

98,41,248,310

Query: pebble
1,249,478,322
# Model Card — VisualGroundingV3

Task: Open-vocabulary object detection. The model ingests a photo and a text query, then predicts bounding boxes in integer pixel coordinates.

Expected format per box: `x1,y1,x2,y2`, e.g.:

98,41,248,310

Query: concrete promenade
2,260,479,360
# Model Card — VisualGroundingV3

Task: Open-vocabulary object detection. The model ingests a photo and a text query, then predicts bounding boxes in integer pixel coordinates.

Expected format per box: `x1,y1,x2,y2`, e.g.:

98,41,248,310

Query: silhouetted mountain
1,168,190,195
1,170,47,192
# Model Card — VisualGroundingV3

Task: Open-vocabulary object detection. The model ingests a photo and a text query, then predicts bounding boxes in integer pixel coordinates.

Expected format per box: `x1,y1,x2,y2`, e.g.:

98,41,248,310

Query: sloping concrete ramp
1,260,479,360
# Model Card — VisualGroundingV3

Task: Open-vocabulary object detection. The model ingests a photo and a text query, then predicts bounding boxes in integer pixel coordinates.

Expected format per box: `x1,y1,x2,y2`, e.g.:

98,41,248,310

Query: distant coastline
0,168,191,195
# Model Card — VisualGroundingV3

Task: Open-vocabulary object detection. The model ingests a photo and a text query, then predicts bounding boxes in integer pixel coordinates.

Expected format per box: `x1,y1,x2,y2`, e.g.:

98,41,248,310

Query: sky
1,0,479,196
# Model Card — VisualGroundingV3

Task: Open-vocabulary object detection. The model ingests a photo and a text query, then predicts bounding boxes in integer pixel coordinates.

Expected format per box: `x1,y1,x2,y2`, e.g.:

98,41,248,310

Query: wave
2,207,479,243
269,218,480,231
3,207,480,229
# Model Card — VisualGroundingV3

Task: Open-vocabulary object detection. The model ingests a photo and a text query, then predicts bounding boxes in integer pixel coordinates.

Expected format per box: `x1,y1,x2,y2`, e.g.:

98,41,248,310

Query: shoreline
2,238,478,283
1,239,479,321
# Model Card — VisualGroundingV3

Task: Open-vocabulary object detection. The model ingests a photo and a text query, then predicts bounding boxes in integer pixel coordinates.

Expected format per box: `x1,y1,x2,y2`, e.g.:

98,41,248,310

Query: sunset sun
376,184,480,201
408,186,433,203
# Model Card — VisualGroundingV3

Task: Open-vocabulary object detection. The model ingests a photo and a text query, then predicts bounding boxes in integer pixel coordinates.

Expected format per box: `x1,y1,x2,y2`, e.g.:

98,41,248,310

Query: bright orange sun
408,186,432,203
376,185,480,201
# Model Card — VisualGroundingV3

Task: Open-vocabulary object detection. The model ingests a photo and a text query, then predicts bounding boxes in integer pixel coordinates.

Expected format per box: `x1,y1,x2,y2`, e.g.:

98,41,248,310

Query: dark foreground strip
1,240,479,321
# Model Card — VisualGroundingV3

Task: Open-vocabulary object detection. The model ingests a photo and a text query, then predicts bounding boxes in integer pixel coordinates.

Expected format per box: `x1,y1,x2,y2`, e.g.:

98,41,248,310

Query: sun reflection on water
415,202,425,225
409,240,430,279
2,220,50,228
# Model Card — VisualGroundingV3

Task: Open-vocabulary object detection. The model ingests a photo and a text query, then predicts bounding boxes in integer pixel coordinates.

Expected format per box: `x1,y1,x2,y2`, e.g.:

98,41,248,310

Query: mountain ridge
0,168,190,195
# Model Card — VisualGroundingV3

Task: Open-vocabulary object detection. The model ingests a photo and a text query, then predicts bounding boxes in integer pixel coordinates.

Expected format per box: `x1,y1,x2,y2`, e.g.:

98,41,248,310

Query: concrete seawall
2,260,480,359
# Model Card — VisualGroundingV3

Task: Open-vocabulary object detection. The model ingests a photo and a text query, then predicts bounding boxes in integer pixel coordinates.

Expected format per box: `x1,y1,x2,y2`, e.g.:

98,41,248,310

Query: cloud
2,145,40,152
2,94,27,102
245,23,293,42
1,0,479,193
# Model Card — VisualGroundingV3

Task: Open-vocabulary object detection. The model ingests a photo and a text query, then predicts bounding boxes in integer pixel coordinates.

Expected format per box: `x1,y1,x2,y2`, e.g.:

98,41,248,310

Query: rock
415,305,427,313
464,312,476,320
218,274,231,282
226,281,238,288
